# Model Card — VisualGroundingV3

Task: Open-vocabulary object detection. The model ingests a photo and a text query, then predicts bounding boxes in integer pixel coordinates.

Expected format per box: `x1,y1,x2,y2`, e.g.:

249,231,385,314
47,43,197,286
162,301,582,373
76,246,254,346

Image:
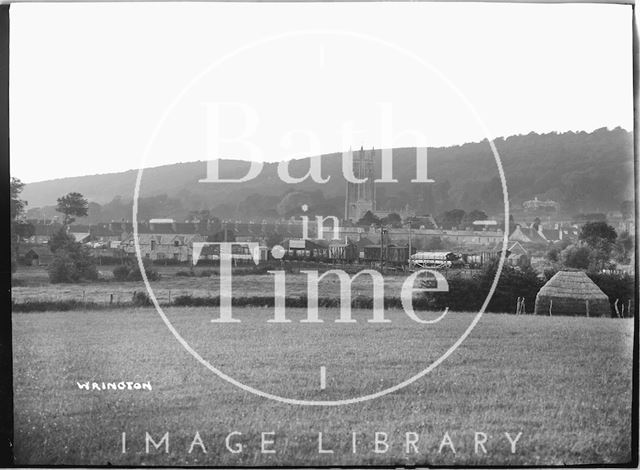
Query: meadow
12,307,635,466
11,265,413,305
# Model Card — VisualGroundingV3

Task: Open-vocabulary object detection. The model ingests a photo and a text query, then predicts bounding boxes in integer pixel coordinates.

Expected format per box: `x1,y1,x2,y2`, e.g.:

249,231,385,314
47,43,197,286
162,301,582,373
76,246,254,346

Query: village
16,203,634,274
10,148,636,319
17,216,581,269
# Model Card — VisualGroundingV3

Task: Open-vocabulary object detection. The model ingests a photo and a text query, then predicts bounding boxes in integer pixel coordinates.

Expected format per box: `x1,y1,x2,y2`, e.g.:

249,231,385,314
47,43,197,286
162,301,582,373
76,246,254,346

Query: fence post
110,293,114,305
549,299,553,316
585,299,590,317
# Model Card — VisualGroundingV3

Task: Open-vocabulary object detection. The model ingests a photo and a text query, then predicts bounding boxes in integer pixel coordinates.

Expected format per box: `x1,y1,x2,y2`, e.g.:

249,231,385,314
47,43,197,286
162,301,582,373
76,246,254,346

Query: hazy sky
10,2,633,183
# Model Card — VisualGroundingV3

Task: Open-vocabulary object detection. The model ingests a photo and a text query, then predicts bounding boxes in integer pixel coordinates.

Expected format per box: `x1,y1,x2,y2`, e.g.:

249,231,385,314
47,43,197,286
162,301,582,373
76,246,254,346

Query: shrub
48,229,76,253
587,271,635,316
420,261,544,313
169,294,435,311
560,244,592,270
132,291,152,307
48,246,99,284
113,265,130,281
543,268,558,282
12,299,102,312
175,270,193,277
111,259,160,282
152,258,184,266
485,264,544,313
173,295,219,307
94,256,126,266
47,228,98,284
48,252,81,283
127,259,160,281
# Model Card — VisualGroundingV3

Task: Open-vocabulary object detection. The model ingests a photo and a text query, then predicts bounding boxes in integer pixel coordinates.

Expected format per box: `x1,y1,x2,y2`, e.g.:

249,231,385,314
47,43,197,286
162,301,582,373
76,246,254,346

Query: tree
580,221,617,247
48,239,98,283
56,192,89,225
437,209,466,230
381,212,402,228
462,209,488,228
47,227,98,283
11,178,32,273
560,244,592,270
578,221,617,270
49,228,76,253
10,177,26,221
614,231,634,264
546,246,561,263
357,211,381,227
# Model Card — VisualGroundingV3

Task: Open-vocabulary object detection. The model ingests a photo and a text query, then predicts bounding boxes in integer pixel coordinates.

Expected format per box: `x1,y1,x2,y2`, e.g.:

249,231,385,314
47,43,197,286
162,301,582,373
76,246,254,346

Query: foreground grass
12,308,634,466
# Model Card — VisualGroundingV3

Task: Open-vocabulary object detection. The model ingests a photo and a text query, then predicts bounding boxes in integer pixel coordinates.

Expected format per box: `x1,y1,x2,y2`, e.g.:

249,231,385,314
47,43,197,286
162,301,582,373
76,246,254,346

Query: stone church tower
344,147,376,222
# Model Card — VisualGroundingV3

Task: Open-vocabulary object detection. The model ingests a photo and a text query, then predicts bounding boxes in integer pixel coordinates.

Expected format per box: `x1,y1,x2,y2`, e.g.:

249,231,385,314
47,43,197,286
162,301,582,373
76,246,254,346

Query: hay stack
534,270,610,317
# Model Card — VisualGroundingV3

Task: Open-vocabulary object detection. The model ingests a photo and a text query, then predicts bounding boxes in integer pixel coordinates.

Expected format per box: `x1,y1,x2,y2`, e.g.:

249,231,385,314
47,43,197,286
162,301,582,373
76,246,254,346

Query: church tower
344,147,376,222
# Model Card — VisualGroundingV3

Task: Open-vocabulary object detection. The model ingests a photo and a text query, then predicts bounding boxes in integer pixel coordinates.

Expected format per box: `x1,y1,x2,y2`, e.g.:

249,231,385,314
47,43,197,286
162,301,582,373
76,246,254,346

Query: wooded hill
22,127,633,222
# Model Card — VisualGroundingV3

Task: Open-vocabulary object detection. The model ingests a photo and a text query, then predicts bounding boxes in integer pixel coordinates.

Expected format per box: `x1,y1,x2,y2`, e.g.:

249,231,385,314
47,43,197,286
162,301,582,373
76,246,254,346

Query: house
505,241,530,268
121,228,205,262
510,223,579,246
69,232,91,243
382,227,504,248
558,226,580,241
523,196,559,212
21,246,54,266
24,222,63,244
508,225,549,245
90,223,130,243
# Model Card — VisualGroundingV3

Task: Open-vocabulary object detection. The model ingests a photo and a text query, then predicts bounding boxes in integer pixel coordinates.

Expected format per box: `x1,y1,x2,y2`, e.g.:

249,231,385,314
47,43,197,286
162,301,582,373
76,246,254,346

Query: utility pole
379,225,386,272
408,223,413,270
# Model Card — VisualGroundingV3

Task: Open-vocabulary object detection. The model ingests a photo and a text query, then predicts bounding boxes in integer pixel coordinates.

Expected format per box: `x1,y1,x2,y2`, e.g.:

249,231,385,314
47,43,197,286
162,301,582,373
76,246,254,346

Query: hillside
21,127,634,222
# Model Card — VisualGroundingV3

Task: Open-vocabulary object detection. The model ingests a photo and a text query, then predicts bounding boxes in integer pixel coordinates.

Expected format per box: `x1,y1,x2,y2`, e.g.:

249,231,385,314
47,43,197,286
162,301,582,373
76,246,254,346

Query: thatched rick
534,270,610,317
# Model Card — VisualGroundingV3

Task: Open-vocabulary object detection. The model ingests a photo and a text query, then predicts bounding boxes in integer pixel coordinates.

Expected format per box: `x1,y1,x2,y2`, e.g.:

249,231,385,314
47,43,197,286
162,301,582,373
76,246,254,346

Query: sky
9,2,634,183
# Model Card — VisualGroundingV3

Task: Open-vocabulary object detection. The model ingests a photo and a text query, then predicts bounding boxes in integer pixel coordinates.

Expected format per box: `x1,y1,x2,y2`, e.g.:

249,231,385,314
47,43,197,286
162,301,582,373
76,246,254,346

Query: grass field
12,265,413,304
12,307,635,466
